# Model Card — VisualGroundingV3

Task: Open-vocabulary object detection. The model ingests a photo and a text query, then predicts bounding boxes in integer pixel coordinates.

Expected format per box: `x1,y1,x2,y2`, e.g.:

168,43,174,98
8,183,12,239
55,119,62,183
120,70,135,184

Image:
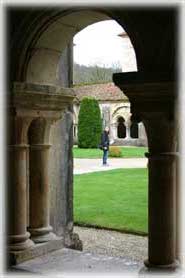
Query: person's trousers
103,149,108,165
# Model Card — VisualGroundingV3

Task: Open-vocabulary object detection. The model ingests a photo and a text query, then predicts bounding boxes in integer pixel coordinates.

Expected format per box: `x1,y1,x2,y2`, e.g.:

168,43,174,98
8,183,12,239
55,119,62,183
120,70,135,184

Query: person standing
101,127,110,166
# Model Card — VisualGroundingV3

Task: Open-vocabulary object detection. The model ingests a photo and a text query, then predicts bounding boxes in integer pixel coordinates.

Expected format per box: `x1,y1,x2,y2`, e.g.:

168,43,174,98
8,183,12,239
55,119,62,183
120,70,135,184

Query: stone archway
16,10,138,248
7,9,138,265
7,7,180,271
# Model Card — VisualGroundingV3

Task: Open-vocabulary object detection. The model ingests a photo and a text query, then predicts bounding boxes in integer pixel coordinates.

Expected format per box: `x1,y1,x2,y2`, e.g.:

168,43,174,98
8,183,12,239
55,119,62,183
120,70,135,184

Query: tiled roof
73,83,128,101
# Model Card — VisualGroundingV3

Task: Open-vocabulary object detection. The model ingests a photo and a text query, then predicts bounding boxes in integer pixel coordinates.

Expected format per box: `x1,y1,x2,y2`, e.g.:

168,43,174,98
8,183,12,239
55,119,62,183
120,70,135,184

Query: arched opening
7,6,179,273
11,7,180,273
23,12,146,265
130,121,139,138
117,116,126,138
9,10,147,266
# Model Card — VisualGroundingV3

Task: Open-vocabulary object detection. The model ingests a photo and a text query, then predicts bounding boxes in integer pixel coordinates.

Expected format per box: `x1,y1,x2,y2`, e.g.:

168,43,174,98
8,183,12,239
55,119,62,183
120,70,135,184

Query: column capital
113,72,175,95
28,118,55,145
113,72,177,153
113,72,176,116
13,82,75,107
8,82,76,145
8,115,33,145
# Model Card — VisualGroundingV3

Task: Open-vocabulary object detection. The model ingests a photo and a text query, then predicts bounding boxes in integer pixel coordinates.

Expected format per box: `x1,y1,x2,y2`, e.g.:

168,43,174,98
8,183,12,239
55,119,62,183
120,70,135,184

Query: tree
73,62,122,85
78,97,102,148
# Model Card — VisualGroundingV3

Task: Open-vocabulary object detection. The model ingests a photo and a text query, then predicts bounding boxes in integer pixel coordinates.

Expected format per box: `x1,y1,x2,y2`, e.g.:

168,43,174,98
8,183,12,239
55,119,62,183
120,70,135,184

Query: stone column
28,118,56,243
113,72,179,269
9,83,76,248
8,116,34,251
175,114,181,263
126,122,131,139
142,112,178,268
176,159,180,262
112,123,117,140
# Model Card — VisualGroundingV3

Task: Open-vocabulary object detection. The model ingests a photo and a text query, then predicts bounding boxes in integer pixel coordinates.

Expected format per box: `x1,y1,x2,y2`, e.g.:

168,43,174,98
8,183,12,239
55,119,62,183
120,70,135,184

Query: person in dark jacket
101,126,110,166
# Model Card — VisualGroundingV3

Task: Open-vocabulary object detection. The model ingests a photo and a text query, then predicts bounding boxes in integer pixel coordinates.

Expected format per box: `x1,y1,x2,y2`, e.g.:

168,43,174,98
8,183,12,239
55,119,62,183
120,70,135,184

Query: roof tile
73,83,128,101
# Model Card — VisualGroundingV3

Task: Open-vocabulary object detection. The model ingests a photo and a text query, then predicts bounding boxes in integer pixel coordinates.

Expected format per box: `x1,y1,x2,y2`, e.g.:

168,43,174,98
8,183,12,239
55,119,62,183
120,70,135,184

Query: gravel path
74,226,148,263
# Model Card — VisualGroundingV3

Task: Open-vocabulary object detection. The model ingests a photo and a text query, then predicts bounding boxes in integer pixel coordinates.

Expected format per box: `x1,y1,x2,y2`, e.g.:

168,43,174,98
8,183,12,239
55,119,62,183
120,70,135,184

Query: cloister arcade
73,99,144,146
6,5,180,272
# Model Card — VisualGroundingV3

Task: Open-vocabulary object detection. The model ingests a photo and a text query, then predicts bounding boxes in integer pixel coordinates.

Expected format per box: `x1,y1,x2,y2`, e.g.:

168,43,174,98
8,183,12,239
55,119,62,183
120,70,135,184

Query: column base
9,239,34,252
28,226,57,243
31,232,57,243
8,236,64,266
9,232,35,251
144,259,180,270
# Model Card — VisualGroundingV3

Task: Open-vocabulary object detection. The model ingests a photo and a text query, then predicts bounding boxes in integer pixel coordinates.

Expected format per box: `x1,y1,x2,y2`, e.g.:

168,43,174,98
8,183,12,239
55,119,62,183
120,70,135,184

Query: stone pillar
142,112,178,268
113,72,179,269
28,118,56,243
8,82,76,253
126,122,131,139
175,114,181,263
176,159,181,262
8,116,34,251
102,105,110,129
145,151,177,267
112,123,117,140
140,122,148,146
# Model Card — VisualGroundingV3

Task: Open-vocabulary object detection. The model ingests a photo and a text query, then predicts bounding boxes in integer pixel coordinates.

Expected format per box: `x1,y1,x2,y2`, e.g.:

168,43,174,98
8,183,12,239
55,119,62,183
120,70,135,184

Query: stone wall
47,42,78,244
49,110,73,237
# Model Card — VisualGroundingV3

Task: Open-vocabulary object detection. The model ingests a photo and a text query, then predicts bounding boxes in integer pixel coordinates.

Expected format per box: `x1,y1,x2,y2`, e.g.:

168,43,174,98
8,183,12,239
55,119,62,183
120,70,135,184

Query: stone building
5,6,180,273
73,82,148,146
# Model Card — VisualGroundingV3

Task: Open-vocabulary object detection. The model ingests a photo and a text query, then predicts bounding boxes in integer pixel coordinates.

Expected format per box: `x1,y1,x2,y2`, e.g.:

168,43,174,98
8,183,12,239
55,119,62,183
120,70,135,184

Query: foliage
109,146,122,157
73,63,122,85
74,168,148,234
73,146,148,158
78,97,102,148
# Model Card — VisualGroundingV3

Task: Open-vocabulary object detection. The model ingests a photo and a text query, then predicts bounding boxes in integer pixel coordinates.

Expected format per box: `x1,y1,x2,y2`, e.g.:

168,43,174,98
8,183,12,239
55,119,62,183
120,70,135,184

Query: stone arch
117,116,126,138
112,105,130,122
14,11,138,253
9,8,176,85
25,13,137,85
10,9,140,84
7,7,179,271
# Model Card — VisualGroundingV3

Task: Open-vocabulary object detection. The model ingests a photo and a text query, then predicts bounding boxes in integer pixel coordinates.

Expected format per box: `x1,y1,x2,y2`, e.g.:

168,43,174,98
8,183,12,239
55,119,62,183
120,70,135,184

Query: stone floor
9,227,146,275
11,248,142,275
10,227,183,277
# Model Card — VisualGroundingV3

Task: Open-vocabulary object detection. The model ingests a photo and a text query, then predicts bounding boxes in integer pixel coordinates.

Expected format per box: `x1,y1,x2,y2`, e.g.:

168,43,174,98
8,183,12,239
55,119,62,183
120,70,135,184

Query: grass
73,146,148,159
74,168,148,234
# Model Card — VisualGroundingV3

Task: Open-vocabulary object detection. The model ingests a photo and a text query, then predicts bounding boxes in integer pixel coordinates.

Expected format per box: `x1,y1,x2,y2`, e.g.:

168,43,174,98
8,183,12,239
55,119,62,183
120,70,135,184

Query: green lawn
73,146,148,158
74,168,148,234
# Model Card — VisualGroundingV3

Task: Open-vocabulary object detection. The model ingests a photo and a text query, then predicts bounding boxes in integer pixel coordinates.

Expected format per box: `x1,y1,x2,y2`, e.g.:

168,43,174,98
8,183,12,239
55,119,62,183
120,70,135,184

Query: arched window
117,117,126,138
130,121,139,138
